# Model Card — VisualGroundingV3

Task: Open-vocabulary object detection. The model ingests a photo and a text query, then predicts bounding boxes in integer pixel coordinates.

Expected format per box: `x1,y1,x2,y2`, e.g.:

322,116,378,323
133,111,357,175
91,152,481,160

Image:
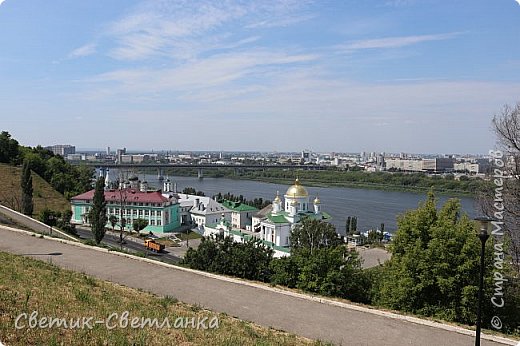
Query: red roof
71,189,168,204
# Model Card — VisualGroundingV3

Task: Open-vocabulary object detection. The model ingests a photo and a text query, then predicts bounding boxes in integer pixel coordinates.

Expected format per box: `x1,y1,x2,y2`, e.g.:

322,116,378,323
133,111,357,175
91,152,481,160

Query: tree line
0,131,94,200
214,192,271,209
232,169,489,195
180,188,272,209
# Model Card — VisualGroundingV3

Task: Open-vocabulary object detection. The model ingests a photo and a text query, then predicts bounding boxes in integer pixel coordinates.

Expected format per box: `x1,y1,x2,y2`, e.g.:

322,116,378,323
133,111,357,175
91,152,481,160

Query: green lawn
0,251,328,346
176,230,203,241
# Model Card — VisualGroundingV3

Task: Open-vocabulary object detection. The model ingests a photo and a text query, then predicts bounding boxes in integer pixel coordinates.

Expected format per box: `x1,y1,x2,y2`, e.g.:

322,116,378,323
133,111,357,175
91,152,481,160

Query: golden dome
314,196,321,204
285,178,308,197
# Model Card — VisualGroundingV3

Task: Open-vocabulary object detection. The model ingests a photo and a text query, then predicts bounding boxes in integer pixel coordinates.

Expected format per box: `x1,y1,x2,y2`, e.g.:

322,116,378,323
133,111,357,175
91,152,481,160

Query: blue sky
1,0,519,154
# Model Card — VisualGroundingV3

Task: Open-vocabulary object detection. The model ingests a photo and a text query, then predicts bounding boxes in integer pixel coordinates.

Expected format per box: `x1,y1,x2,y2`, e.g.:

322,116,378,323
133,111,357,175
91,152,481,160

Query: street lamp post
473,216,493,346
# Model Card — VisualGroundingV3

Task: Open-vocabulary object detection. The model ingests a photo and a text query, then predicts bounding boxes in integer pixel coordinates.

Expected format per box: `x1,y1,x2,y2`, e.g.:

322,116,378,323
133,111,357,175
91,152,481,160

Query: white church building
204,178,331,257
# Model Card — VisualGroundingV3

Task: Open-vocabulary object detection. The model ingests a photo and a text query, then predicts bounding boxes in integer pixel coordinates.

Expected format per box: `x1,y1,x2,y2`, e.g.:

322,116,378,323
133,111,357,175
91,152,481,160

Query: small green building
220,200,258,230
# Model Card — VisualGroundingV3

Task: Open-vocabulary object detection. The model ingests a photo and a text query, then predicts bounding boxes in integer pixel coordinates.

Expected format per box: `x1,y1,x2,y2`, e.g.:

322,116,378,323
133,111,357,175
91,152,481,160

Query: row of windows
107,208,162,218
107,201,163,207
118,218,162,226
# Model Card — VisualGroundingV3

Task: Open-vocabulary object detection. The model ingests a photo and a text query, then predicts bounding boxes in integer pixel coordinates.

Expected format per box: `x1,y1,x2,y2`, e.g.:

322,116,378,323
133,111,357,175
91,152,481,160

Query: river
134,175,476,234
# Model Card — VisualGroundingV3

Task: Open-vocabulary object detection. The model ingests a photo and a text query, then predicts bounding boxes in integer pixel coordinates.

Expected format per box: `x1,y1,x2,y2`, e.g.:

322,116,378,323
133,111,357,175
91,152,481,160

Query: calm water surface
137,175,476,234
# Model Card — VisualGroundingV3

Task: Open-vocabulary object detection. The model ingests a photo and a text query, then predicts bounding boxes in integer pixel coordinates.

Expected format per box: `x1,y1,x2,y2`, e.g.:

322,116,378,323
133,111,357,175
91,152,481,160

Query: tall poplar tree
351,216,358,232
89,177,107,244
21,160,33,216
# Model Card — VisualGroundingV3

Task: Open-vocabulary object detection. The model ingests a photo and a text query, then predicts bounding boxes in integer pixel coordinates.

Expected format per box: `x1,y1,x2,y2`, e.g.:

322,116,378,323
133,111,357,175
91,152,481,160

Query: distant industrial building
385,157,455,173
453,159,491,174
301,150,311,163
422,158,454,172
66,153,85,161
119,154,158,164
116,148,126,163
45,145,75,157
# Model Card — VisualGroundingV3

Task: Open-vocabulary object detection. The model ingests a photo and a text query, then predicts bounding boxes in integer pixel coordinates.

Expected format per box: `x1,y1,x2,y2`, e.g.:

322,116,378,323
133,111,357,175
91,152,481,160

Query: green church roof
267,213,290,224
221,200,259,212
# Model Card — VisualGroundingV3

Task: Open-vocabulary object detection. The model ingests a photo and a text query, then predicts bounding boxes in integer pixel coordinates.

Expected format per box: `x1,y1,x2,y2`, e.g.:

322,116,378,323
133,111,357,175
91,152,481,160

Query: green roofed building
220,200,258,230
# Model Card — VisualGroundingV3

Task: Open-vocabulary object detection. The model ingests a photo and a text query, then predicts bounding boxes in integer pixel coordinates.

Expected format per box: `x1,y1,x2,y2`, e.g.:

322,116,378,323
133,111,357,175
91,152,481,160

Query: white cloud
340,32,461,50
0,0,6,6
86,49,318,99
245,14,315,29
515,0,520,6
68,43,97,58
105,0,313,61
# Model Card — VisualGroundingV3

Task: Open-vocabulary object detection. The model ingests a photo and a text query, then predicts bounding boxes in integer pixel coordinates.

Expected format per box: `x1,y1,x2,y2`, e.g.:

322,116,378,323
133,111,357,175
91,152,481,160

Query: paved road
357,247,391,269
0,228,513,346
0,205,75,240
75,226,182,264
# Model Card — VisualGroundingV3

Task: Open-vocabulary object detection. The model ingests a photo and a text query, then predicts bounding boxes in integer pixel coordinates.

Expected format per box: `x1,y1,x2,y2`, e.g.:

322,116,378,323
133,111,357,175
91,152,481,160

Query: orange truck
144,239,165,253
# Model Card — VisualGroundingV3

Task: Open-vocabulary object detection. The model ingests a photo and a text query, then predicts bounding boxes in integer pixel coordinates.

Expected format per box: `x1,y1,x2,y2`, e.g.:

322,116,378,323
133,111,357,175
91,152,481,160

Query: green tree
39,208,59,226
290,218,343,256
269,256,300,288
89,178,107,244
183,235,273,282
227,238,273,281
345,216,352,234
58,209,76,235
366,230,380,244
109,215,118,232
0,131,20,164
182,187,205,196
183,236,221,271
296,246,367,302
373,191,498,325
20,160,33,216
132,218,149,234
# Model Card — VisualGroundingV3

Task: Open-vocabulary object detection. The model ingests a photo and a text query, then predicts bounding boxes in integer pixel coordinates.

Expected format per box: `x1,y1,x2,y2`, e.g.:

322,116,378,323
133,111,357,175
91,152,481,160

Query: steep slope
0,163,70,215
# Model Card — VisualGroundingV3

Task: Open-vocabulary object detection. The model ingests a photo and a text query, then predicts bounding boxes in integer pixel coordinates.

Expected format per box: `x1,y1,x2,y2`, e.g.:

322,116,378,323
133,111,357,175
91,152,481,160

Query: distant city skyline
1,1,520,153
73,147,486,157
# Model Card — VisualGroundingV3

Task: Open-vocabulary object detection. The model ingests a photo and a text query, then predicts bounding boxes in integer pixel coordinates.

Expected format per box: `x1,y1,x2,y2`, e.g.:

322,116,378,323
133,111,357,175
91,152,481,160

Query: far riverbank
129,167,488,197
224,175,478,197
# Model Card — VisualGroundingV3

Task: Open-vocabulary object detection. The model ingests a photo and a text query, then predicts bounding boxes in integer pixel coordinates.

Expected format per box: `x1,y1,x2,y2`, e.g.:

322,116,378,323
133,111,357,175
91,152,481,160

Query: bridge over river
71,162,324,178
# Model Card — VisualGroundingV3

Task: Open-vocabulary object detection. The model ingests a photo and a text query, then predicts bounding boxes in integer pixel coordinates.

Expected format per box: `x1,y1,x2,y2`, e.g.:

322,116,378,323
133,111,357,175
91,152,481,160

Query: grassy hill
0,251,324,346
0,163,70,215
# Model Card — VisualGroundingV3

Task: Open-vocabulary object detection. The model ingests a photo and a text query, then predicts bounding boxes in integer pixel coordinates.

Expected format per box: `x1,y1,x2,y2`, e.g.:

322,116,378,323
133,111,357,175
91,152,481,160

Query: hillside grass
0,163,70,215
0,251,326,346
